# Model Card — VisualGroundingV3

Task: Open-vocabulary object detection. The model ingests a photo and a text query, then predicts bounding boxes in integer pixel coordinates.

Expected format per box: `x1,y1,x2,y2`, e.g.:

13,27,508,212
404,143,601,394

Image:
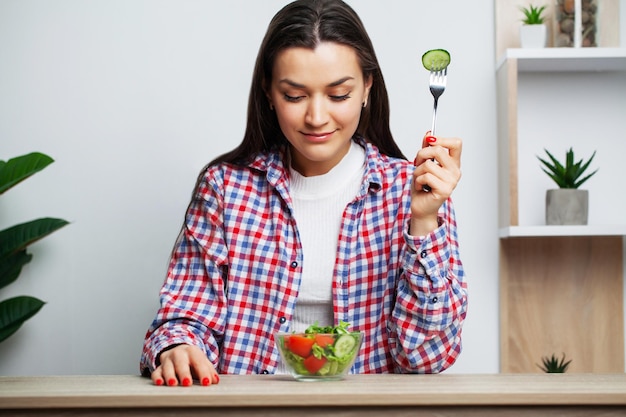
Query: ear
362,74,373,107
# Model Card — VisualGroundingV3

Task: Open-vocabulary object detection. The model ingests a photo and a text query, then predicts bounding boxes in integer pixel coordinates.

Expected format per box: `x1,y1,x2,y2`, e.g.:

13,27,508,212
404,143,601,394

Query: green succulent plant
537,353,572,373
538,147,598,189
520,4,547,24
0,152,68,343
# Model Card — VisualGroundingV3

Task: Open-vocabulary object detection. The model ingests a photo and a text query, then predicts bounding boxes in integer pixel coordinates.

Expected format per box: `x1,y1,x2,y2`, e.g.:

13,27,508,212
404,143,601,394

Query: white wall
0,0,544,376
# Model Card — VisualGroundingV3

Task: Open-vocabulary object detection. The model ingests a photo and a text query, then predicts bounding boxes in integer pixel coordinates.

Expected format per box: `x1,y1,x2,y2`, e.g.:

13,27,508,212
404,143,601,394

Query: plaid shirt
141,138,467,375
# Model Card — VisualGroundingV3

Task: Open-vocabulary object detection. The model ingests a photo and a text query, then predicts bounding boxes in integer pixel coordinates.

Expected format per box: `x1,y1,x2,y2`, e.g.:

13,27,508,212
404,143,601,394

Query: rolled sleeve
390,203,468,373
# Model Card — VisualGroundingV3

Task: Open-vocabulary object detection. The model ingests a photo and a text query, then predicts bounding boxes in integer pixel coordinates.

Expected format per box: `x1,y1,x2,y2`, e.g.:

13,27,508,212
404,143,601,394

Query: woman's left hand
409,132,462,236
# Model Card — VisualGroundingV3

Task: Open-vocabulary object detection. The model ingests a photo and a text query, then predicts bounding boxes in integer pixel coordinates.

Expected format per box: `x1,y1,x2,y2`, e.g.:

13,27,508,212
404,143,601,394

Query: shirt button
279,316,286,324
290,261,298,268
420,250,428,258
430,297,438,304
261,370,269,374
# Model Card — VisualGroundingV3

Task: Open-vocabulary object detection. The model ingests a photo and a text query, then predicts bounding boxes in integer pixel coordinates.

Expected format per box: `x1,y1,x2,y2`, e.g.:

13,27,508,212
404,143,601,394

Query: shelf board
499,225,626,238
496,48,626,72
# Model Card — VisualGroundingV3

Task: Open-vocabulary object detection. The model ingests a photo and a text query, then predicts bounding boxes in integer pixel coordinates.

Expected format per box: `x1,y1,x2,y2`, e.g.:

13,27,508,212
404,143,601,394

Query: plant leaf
0,250,33,290
0,296,45,343
546,150,566,177
0,152,54,195
537,156,556,173
0,218,69,260
520,4,546,24
573,169,599,188
540,148,597,189
566,148,574,170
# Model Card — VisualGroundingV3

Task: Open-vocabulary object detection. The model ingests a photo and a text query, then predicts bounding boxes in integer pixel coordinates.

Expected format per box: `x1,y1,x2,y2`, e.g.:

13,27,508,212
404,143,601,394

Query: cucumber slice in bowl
422,49,451,71
333,334,358,360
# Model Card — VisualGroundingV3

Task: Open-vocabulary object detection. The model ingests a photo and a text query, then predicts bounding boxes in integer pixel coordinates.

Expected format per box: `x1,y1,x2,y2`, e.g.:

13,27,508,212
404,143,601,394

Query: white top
288,140,366,332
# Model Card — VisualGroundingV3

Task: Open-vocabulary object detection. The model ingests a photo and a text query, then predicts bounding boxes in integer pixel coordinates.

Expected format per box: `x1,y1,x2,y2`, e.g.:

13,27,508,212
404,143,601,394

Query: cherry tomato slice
303,355,327,374
314,334,335,348
285,335,315,358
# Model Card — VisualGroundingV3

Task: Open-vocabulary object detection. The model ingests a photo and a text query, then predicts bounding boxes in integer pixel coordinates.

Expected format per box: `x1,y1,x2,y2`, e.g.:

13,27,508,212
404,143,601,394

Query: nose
304,96,329,127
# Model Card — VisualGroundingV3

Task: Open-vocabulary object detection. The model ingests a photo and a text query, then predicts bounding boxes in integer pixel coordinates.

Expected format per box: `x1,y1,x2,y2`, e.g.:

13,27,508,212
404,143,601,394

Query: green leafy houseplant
0,152,68,343
520,4,547,24
537,353,572,373
538,147,598,189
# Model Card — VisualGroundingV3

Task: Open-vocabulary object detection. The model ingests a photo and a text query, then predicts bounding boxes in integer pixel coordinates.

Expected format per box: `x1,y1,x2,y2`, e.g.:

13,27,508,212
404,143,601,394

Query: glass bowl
274,331,363,381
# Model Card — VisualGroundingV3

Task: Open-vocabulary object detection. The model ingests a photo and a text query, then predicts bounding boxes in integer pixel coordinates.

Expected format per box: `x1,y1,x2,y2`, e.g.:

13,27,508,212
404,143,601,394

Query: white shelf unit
496,47,626,72
496,47,626,237
499,225,626,238
496,48,626,374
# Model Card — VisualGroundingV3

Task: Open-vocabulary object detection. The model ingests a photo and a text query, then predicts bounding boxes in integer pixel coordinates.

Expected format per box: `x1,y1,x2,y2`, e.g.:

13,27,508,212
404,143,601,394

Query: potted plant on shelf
537,353,572,373
0,152,68,343
537,147,598,225
519,4,548,48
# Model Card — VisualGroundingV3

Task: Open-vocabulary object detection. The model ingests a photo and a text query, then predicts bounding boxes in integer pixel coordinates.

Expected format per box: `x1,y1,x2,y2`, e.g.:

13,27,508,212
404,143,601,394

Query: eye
330,93,351,102
283,93,303,103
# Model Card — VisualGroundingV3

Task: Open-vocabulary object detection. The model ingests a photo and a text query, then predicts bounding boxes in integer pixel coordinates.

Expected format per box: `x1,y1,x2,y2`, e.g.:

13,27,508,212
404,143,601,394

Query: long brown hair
209,0,406,166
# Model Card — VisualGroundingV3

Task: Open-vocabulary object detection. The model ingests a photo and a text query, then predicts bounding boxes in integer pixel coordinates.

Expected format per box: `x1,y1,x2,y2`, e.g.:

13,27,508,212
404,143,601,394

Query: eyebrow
278,76,355,88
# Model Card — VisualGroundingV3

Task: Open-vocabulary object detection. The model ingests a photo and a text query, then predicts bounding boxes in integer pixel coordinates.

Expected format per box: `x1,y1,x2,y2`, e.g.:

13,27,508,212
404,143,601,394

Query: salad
277,322,361,378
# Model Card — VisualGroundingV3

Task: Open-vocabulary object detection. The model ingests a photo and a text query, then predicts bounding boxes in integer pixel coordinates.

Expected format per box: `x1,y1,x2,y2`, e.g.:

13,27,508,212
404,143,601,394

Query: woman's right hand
151,344,220,387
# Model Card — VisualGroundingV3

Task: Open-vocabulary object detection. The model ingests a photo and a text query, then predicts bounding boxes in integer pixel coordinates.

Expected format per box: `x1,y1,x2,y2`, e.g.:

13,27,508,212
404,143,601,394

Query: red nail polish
155,378,163,386
202,377,210,386
168,378,177,386
426,136,437,143
215,374,220,384
182,378,191,386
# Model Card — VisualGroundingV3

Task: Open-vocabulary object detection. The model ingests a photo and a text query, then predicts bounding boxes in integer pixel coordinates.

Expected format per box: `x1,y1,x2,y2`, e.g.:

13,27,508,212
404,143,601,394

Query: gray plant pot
546,189,588,225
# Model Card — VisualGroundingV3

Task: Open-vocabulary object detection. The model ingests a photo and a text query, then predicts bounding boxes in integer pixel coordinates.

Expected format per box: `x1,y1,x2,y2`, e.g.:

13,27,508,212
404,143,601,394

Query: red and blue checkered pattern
141,138,467,375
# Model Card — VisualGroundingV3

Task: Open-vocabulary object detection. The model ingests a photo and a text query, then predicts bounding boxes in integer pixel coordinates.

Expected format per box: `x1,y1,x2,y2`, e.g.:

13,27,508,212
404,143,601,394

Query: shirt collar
247,136,386,193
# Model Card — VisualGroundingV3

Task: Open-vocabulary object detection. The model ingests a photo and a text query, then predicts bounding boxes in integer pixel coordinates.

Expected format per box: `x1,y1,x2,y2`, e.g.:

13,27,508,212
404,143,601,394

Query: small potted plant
537,353,572,373
519,4,548,48
537,147,598,225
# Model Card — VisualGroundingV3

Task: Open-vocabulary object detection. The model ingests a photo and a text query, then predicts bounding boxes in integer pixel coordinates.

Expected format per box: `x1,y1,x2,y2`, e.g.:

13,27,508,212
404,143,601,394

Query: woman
141,0,466,387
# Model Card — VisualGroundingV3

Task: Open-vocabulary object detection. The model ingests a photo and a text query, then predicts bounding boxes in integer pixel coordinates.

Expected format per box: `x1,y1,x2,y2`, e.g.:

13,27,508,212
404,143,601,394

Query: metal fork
429,66,447,139
423,66,448,192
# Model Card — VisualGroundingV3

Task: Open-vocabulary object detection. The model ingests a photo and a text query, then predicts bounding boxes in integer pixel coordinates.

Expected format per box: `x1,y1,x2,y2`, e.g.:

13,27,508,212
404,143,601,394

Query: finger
414,132,437,166
160,357,179,387
171,350,194,387
416,172,455,198
415,135,452,164
420,144,461,180
188,347,219,386
414,159,458,195
414,145,437,167
421,131,436,149
432,136,463,165
414,159,436,190
431,146,462,184
151,367,165,387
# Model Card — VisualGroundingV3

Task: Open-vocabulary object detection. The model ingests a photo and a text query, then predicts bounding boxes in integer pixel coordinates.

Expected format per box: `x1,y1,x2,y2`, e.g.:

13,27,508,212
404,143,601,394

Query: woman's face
267,42,372,177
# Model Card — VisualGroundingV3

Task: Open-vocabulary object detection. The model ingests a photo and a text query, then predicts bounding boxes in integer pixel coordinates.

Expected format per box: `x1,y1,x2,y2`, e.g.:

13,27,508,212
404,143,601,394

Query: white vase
545,189,588,225
520,24,547,48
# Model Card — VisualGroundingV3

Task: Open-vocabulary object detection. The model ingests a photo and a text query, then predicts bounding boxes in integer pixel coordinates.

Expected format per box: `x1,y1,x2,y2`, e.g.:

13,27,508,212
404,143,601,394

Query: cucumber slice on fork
422,49,451,71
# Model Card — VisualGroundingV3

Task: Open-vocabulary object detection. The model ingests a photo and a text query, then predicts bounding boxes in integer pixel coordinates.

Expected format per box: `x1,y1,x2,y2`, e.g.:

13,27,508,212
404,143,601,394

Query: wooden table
1,373,626,416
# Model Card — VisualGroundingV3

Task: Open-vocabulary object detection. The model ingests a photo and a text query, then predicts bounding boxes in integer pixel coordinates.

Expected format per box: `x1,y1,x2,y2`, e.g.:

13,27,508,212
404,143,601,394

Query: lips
301,130,336,142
